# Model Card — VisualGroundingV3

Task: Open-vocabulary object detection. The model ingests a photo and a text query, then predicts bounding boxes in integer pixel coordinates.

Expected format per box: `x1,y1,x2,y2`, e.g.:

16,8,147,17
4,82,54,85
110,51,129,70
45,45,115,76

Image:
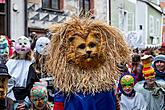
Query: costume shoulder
134,81,145,92
156,80,165,88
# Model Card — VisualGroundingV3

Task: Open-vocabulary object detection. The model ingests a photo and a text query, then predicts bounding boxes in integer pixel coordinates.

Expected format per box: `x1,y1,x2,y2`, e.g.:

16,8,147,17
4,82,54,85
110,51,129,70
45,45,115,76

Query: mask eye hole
88,42,96,48
24,42,27,45
39,44,43,47
78,44,86,49
121,84,126,87
19,43,22,45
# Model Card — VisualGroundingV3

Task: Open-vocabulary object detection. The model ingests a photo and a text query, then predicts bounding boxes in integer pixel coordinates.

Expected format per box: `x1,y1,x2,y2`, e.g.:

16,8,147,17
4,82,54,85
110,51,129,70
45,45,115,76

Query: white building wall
64,0,79,17
95,0,108,23
10,0,25,40
64,0,109,23
136,1,148,48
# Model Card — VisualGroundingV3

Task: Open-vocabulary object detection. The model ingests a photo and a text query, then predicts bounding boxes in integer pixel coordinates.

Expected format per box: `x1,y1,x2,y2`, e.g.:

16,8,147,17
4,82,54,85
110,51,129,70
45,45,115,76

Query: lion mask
46,17,131,93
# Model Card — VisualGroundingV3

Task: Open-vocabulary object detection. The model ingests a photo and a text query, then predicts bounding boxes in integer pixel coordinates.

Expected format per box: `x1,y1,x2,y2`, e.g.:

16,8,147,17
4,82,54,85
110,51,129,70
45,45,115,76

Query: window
79,0,94,16
0,3,5,12
149,15,154,36
119,9,128,31
128,12,134,31
155,19,160,36
150,36,154,44
0,0,6,35
0,15,5,35
42,0,63,11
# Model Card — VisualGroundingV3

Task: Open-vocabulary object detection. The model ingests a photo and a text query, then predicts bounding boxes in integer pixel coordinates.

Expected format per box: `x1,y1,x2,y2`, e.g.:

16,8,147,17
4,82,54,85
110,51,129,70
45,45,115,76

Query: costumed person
6,36,33,110
134,55,165,110
152,55,165,80
27,37,54,102
131,53,143,82
119,74,147,110
0,64,13,110
0,35,10,64
30,81,53,110
46,17,131,110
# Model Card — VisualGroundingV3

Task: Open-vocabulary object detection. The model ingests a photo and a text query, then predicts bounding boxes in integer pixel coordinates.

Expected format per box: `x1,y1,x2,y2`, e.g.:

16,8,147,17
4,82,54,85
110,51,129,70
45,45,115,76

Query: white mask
35,37,50,55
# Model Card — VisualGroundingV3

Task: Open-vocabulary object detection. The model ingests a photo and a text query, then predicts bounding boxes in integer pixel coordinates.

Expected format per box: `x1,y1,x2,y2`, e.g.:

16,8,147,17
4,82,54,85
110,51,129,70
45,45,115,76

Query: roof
138,0,163,13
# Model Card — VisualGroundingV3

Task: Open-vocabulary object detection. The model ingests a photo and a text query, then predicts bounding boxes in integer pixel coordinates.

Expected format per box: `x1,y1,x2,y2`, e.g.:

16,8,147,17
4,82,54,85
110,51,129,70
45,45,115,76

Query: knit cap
153,55,165,63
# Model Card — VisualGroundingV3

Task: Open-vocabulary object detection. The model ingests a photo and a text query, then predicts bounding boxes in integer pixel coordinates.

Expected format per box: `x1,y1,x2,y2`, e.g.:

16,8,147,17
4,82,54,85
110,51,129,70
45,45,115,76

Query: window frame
149,15,154,36
79,0,94,16
0,0,10,37
42,0,64,12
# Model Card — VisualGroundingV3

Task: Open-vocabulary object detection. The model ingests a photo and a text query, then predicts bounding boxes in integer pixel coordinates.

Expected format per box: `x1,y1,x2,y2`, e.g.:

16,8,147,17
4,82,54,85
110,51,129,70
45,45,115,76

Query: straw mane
46,17,131,94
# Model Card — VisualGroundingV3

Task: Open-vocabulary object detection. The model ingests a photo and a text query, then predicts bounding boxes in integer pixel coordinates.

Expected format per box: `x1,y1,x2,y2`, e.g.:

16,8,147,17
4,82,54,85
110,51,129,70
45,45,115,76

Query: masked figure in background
0,35,10,64
134,55,165,110
30,81,53,110
34,36,50,78
27,36,54,103
6,36,33,110
119,74,147,110
0,64,13,110
46,17,131,110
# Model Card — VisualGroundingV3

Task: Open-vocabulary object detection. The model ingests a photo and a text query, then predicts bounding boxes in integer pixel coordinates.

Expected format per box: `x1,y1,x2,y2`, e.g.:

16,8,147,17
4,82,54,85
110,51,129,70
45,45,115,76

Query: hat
141,55,152,68
141,55,152,60
153,55,165,63
141,55,155,79
0,64,11,78
142,66,155,79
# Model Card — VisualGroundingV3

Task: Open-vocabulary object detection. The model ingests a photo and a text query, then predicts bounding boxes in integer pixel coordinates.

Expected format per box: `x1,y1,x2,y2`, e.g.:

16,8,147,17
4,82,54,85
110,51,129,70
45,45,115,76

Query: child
30,82,53,110
119,74,147,110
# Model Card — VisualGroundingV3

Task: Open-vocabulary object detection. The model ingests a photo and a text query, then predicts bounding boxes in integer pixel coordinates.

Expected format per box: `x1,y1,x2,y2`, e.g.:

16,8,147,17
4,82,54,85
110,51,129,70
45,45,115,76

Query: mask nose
86,51,92,55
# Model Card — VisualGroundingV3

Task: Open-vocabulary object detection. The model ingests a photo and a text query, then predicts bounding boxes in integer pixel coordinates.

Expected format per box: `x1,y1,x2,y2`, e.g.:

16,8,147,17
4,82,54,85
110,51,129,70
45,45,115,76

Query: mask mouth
21,49,26,51
124,89,132,94
35,102,46,109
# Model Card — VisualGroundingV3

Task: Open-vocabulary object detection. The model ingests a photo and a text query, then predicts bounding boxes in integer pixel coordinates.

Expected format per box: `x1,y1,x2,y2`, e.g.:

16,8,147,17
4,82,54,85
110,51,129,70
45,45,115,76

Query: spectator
0,64,13,110
134,55,165,110
131,53,143,82
152,55,165,80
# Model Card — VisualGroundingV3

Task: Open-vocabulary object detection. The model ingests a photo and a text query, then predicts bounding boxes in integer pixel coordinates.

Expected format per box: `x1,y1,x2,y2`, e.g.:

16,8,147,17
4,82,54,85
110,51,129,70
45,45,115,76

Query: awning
0,0,5,3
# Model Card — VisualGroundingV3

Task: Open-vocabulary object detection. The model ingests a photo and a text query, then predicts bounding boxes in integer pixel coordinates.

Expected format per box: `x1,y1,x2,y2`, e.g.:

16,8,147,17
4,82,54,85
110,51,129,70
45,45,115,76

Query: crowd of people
117,53,165,110
0,35,54,110
0,17,165,110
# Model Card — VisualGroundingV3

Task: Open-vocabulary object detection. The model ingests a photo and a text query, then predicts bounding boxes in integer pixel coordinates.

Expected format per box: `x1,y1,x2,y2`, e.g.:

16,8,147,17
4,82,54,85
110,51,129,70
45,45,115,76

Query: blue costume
54,90,116,110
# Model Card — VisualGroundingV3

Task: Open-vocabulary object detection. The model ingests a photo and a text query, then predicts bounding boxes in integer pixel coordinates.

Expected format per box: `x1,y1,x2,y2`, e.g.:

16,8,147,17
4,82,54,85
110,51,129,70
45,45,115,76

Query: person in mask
0,35,10,64
30,81,53,110
119,74,147,110
6,36,33,110
27,36,54,103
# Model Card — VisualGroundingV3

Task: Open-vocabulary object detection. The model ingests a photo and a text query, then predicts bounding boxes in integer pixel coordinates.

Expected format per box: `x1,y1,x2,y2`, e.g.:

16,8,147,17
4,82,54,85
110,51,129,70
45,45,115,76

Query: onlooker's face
155,61,165,72
145,77,155,88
